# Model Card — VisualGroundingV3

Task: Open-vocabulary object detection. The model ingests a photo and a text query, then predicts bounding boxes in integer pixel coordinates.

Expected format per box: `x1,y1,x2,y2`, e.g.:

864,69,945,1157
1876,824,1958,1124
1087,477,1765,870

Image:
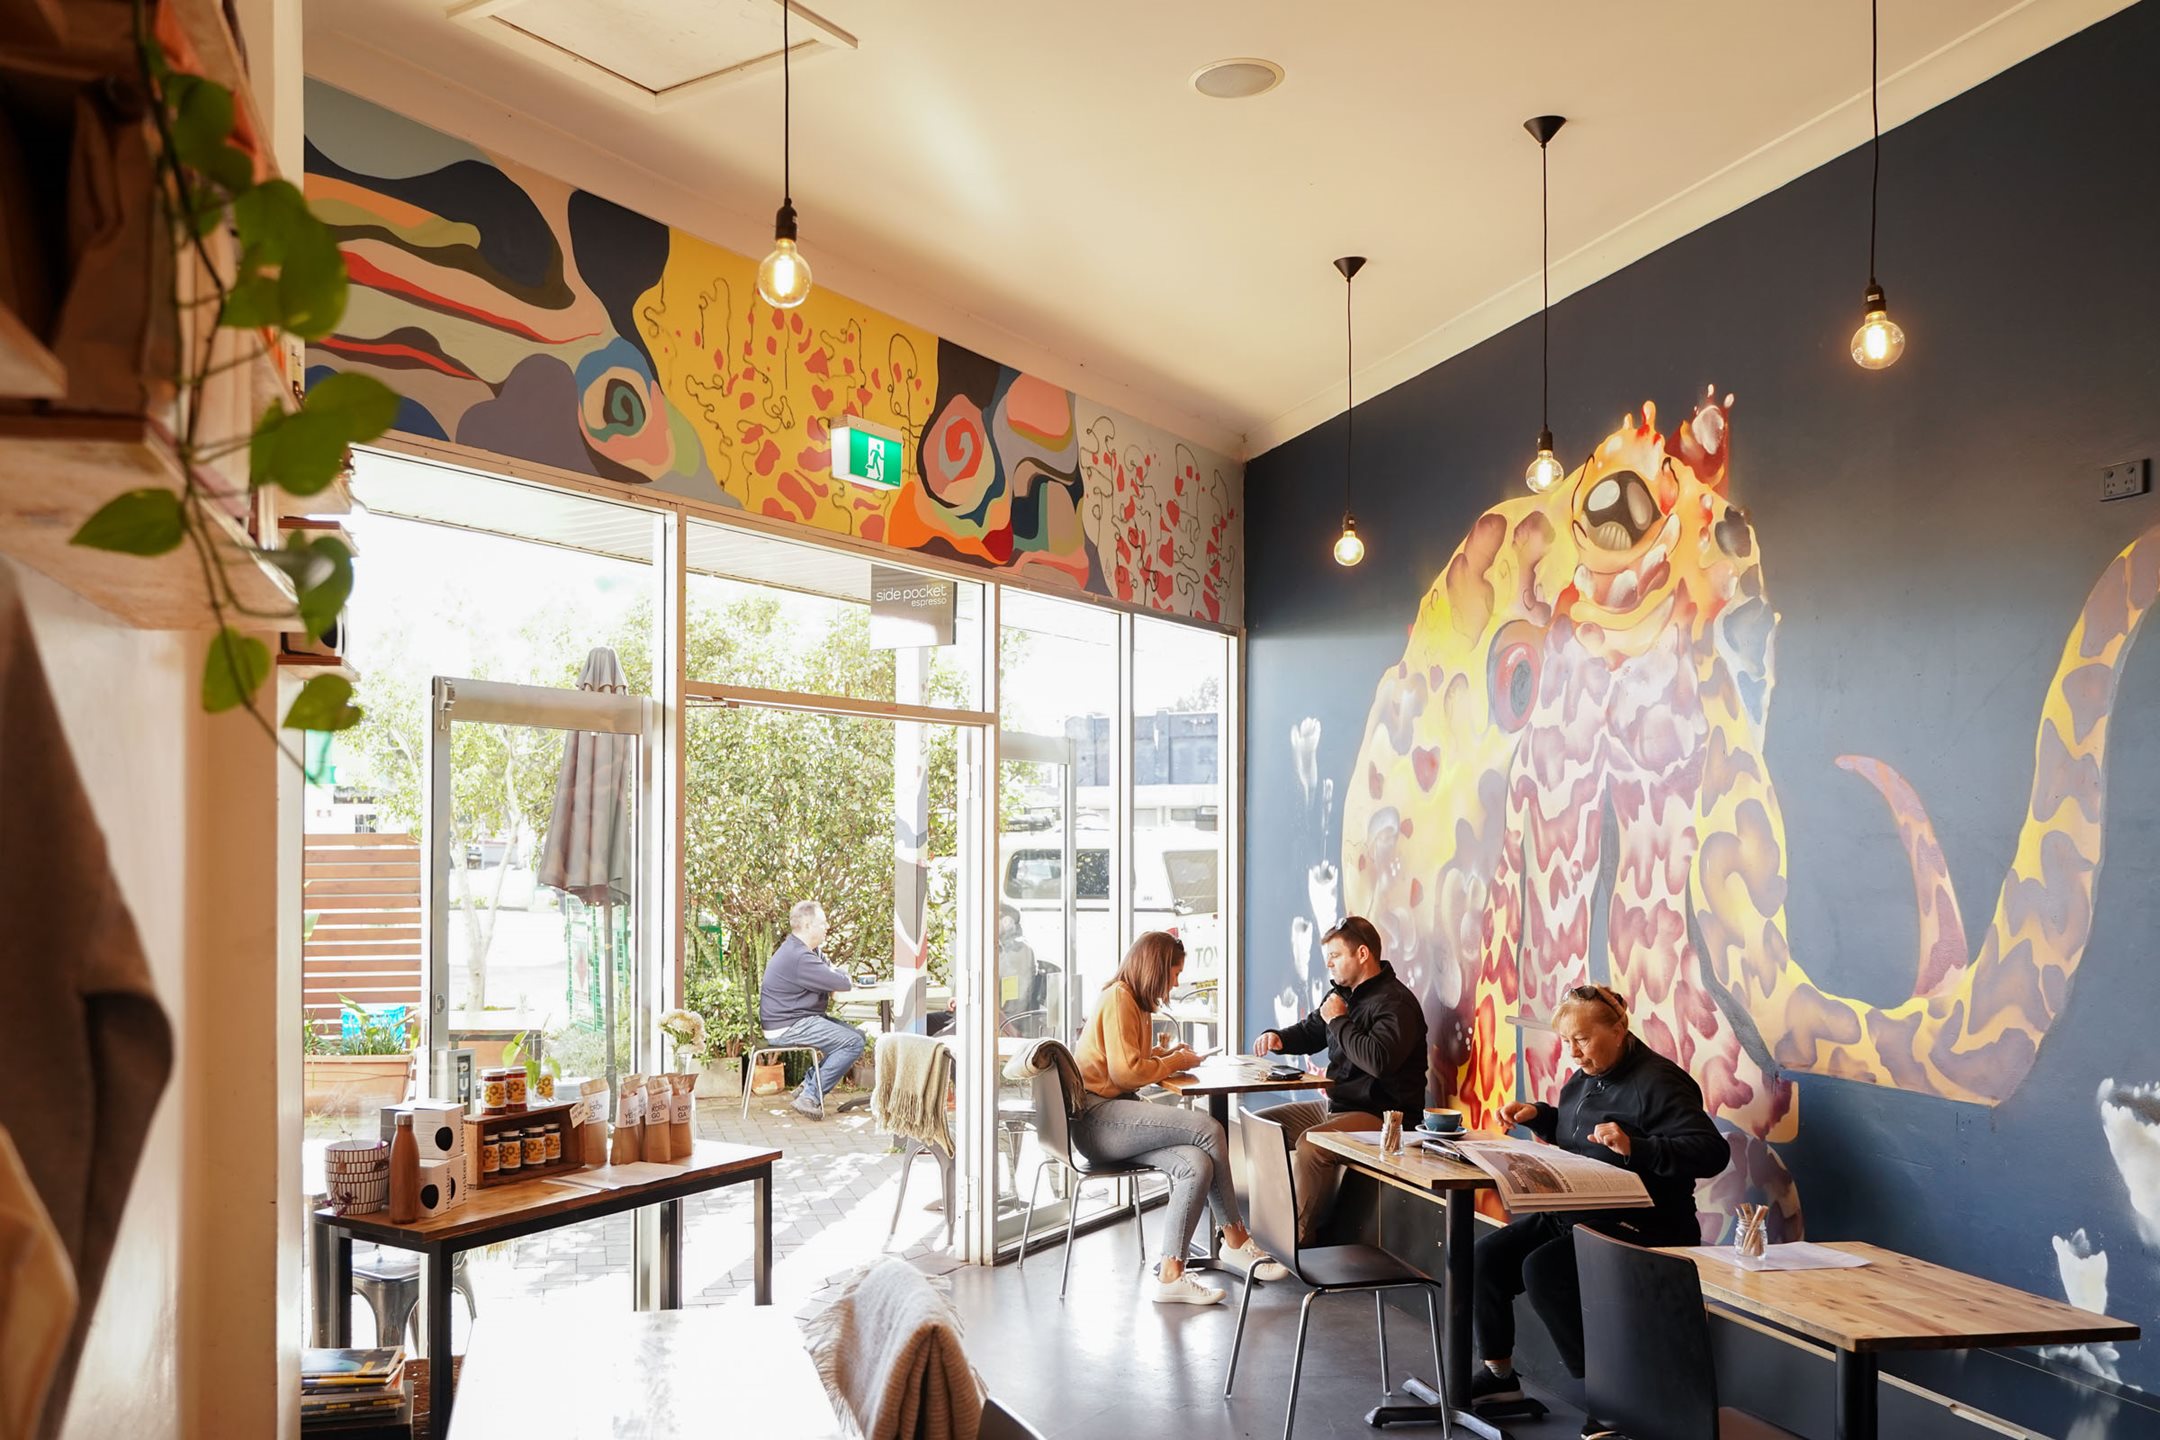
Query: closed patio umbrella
536,647,633,1103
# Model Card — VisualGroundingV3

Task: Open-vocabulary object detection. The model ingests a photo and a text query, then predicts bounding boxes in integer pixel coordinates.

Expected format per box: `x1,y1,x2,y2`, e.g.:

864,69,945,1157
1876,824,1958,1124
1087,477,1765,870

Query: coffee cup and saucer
1420,1107,1464,1136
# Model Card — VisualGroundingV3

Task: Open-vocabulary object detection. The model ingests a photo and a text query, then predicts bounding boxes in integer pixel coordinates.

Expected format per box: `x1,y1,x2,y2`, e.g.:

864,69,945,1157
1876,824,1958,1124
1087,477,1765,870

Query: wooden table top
1160,1057,1335,1098
446,1307,843,1439
1677,1241,2142,1353
317,1140,779,1248
1305,1128,1495,1193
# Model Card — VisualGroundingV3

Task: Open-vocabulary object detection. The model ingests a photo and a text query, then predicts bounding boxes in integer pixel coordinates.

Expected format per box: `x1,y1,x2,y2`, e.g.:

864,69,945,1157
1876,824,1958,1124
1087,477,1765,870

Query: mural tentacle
1694,526,2160,1104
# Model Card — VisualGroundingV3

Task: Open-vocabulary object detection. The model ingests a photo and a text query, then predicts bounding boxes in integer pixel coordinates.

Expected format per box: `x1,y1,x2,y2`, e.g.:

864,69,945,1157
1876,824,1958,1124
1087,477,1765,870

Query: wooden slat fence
303,833,422,1038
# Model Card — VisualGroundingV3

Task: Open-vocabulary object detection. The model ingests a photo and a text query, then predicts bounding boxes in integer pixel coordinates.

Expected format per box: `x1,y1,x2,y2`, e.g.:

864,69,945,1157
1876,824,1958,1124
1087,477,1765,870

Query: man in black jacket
1253,916,1427,1242
1470,983,1728,1438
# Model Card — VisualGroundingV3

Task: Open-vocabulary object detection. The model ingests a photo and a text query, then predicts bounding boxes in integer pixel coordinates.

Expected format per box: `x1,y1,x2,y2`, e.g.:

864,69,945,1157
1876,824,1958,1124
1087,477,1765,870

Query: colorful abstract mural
1304,388,2157,1240
301,81,1241,624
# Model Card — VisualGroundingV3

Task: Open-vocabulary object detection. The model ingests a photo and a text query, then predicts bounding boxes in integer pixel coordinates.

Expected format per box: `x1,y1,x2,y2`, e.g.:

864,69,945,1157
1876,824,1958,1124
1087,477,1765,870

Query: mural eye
1580,468,1661,553
1488,623,1542,732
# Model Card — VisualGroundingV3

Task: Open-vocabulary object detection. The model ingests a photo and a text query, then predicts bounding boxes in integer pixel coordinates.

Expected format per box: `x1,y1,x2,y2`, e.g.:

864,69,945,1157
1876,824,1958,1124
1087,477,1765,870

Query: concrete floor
938,1220,1594,1440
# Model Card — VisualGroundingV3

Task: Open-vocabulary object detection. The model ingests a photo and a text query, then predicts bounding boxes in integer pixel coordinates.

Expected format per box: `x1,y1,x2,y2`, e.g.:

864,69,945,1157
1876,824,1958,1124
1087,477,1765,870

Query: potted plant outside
302,997,417,1111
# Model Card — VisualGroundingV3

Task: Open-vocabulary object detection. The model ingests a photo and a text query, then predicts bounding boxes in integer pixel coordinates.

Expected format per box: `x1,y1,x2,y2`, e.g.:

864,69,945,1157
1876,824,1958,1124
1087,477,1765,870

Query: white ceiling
304,0,2132,460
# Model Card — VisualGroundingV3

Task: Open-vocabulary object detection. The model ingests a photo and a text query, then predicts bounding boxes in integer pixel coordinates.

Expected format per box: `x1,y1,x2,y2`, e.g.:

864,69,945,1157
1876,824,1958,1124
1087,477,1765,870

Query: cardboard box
417,1158,463,1217
380,1101,466,1161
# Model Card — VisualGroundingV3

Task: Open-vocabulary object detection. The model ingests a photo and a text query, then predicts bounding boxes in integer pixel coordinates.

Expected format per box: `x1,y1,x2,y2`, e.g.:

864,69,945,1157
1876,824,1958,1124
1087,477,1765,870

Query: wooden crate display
464,1102,584,1189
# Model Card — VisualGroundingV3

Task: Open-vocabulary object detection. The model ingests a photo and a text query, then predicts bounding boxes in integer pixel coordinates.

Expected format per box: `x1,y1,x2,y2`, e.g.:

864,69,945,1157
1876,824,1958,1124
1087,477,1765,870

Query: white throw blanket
803,1260,983,1440
871,1036,951,1154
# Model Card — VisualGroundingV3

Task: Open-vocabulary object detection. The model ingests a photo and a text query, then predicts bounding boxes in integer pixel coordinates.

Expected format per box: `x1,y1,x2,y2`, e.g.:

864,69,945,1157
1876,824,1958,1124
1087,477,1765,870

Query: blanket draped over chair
803,1260,983,1440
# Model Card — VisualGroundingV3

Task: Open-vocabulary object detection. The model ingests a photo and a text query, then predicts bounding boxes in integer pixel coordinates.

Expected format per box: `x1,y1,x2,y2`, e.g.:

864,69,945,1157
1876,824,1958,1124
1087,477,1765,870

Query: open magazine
1417,1135,1651,1213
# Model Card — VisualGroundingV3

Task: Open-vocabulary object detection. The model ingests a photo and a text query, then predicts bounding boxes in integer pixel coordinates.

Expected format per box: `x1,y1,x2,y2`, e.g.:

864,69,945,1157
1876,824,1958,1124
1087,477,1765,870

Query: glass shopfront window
1131,617,1229,1050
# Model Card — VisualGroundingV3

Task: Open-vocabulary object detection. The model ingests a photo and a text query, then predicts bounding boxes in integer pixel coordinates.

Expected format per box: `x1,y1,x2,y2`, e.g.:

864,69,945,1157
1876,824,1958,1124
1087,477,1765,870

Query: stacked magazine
1413,1135,1652,1212
300,1348,410,1433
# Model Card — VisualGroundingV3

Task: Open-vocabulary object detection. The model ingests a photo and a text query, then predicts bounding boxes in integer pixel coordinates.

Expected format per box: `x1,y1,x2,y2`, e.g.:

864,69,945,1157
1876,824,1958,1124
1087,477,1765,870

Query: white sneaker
1152,1271,1225,1306
1221,1237,1291,1282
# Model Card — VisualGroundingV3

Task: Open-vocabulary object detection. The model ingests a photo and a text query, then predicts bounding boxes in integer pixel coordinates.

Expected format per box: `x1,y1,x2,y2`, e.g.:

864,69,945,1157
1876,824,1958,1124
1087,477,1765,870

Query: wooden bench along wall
303,832,423,1039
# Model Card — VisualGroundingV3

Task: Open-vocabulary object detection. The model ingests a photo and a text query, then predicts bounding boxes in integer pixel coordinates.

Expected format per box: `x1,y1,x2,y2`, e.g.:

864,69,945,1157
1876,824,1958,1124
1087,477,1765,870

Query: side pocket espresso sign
870,565,956,649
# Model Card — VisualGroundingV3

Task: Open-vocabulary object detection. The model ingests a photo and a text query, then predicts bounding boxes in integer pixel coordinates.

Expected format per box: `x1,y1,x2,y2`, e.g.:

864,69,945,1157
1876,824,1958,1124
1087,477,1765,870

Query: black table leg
660,1197,684,1308
324,1222,352,1347
1446,1190,1475,1405
1369,1190,1521,1438
1836,1349,1878,1440
753,1166,773,1305
427,1247,455,1430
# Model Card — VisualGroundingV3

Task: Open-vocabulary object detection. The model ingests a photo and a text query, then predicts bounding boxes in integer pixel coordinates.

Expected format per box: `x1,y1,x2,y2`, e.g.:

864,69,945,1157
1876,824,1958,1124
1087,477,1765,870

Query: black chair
978,1396,1050,1440
1014,1044,1154,1298
1224,1109,1448,1440
1574,1227,1803,1440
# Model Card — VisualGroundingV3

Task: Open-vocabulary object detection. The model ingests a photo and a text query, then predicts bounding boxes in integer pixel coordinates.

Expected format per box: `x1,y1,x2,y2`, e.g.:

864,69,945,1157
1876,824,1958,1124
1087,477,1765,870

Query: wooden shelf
0,302,64,401
277,653,357,684
0,412,300,630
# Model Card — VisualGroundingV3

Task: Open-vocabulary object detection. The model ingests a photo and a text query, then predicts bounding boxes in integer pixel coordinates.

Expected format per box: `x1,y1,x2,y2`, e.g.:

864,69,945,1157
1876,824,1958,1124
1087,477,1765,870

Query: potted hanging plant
302,997,417,1112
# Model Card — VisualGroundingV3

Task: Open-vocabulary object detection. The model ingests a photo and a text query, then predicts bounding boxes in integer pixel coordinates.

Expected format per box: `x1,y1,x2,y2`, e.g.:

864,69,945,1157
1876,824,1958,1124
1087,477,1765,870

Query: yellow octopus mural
1343,387,2159,1233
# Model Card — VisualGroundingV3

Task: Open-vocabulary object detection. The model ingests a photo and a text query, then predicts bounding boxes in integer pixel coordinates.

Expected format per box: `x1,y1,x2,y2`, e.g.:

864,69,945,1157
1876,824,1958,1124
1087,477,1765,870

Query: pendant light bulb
1523,115,1567,494
1525,427,1566,493
1850,283,1904,370
1332,255,1368,567
758,204,813,309
758,1,812,310
1850,0,1905,371
1333,515,1365,567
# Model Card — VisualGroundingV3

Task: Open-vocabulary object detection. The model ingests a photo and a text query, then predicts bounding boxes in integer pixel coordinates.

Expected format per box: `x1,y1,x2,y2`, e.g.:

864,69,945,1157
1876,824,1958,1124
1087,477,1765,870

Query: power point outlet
2101,458,2150,501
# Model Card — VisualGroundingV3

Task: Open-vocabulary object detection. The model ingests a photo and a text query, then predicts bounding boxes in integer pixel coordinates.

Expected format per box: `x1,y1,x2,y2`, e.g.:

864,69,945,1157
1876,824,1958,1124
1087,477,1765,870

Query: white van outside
998,825,1222,1039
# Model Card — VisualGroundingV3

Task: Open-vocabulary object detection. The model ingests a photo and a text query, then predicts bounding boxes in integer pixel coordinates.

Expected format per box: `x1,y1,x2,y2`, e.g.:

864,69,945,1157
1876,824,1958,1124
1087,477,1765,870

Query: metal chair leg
1128,1177,1146,1265
1058,1169,1084,1298
1376,1290,1391,1395
1283,1290,1319,1440
1223,1269,1258,1396
1017,1164,1045,1268
1423,1286,1450,1429
888,1143,915,1238
938,1149,955,1247
452,1255,478,1322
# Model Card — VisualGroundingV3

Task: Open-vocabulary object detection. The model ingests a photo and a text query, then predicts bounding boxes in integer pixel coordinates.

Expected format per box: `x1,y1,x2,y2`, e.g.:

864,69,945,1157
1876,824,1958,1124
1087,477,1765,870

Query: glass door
424,676,658,1097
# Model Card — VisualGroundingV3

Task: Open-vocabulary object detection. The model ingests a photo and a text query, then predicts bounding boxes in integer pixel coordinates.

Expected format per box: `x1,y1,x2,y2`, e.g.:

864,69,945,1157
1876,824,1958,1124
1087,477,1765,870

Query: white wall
15,560,296,1440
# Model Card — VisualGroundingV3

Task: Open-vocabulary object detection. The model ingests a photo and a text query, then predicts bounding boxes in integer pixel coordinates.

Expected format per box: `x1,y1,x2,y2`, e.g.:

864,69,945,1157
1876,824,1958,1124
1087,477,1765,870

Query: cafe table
1675,1240,2139,1440
1304,1129,1522,1440
1160,1057,1333,1266
446,1305,841,1439
313,1138,780,1431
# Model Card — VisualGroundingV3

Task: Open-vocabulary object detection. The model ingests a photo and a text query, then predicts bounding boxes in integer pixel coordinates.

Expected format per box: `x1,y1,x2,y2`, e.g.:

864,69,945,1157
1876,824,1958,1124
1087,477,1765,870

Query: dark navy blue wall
1245,3,2160,1428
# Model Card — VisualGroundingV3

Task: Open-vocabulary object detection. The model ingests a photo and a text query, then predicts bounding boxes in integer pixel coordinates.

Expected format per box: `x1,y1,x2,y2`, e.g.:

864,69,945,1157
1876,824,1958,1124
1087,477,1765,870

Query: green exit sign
831,419,902,489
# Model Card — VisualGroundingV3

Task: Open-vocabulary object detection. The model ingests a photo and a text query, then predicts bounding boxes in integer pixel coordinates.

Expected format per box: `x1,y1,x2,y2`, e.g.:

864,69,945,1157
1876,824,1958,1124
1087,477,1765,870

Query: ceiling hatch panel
446,0,855,110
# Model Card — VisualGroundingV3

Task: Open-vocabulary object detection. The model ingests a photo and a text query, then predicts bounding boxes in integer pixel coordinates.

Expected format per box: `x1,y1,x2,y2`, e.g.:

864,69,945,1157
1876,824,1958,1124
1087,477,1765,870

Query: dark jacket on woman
1264,961,1427,1118
1522,1034,1728,1240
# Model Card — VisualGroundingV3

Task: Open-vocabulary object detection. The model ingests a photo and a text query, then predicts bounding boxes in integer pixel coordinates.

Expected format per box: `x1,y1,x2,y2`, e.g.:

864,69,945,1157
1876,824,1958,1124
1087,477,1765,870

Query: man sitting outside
1253,916,1427,1243
1471,983,1728,1439
759,900,866,1119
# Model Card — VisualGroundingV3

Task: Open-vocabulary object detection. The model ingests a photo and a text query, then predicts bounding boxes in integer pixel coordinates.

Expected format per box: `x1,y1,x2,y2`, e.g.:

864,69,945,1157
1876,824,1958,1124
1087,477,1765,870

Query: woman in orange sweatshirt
1073,931,1288,1304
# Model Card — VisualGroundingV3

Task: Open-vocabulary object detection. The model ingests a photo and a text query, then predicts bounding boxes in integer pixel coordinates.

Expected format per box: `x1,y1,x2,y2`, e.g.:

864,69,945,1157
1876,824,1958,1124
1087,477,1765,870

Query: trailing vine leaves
65,10,399,748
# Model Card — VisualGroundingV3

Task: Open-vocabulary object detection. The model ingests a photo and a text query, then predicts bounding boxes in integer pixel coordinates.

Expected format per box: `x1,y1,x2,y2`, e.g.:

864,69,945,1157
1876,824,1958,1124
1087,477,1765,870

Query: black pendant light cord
1867,0,1879,287
1540,135,1550,435
1344,272,1355,517
782,0,793,207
